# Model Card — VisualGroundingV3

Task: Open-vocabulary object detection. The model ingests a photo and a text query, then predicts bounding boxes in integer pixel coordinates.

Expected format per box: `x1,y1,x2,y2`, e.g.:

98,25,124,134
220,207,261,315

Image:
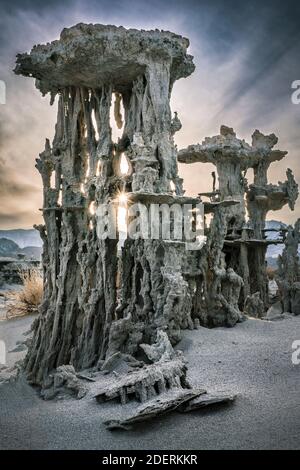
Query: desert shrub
6,268,43,319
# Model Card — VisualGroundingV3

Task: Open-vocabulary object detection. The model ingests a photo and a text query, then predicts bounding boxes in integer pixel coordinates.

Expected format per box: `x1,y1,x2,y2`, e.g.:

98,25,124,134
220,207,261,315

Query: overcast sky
0,0,300,228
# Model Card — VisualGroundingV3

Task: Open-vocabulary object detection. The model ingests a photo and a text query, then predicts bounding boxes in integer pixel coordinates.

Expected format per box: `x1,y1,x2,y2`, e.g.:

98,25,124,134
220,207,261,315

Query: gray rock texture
94,355,190,405
14,23,299,396
277,219,300,314
244,292,265,319
179,126,298,313
15,23,197,386
103,389,205,430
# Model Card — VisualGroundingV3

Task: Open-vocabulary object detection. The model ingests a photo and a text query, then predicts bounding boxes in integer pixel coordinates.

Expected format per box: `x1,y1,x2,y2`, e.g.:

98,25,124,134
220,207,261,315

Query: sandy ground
0,313,299,450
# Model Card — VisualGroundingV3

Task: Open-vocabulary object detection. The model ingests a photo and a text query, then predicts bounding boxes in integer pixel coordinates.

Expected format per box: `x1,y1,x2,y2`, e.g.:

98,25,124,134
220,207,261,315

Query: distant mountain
265,219,300,268
0,237,42,260
0,229,42,248
0,238,20,257
21,246,42,259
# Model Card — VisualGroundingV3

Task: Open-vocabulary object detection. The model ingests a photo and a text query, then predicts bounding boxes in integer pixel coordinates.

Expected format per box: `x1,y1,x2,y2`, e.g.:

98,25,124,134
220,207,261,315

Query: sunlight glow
89,201,95,215
118,192,128,205
96,160,101,176
91,109,99,140
118,207,127,234
120,153,130,176
170,181,176,192
117,192,128,235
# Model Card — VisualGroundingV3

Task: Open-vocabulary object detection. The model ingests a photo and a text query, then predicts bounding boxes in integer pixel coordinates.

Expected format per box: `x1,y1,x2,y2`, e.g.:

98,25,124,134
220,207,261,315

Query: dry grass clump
6,268,43,319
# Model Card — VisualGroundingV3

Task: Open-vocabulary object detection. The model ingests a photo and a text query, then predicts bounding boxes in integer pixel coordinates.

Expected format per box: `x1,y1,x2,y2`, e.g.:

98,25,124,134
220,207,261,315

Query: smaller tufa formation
179,125,251,228
40,365,87,400
179,126,298,324
140,330,176,362
196,205,245,327
94,356,190,405
244,292,265,319
95,331,188,405
97,330,236,430
277,219,300,314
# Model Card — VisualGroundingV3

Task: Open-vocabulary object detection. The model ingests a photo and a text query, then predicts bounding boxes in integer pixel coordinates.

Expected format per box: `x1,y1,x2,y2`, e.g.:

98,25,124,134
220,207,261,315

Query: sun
118,192,127,205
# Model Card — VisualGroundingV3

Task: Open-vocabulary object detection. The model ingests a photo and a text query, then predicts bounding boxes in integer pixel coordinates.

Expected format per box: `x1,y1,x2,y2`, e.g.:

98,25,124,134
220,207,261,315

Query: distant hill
0,238,20,257
21,246,42,259
0,237,42,260
265,219,300,268
0,229,42,248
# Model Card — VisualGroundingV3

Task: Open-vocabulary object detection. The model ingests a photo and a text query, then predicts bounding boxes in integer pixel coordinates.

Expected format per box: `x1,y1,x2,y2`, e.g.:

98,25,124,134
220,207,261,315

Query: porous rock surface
14,24,299,416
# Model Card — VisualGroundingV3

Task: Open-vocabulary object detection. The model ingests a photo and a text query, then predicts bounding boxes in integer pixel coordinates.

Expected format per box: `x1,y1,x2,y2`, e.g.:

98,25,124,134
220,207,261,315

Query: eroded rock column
14,23,195,384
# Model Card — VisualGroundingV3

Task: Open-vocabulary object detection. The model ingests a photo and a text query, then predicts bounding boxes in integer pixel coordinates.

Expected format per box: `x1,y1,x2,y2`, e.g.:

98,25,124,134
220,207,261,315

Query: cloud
0,155,41,228
0,210,41,227
0,157,39,198
0,0,299,228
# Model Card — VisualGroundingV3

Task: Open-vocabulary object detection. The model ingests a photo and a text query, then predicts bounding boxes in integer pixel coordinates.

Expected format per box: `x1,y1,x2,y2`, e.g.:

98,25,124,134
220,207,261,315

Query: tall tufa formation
14,24,299,387
14,23,199,385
